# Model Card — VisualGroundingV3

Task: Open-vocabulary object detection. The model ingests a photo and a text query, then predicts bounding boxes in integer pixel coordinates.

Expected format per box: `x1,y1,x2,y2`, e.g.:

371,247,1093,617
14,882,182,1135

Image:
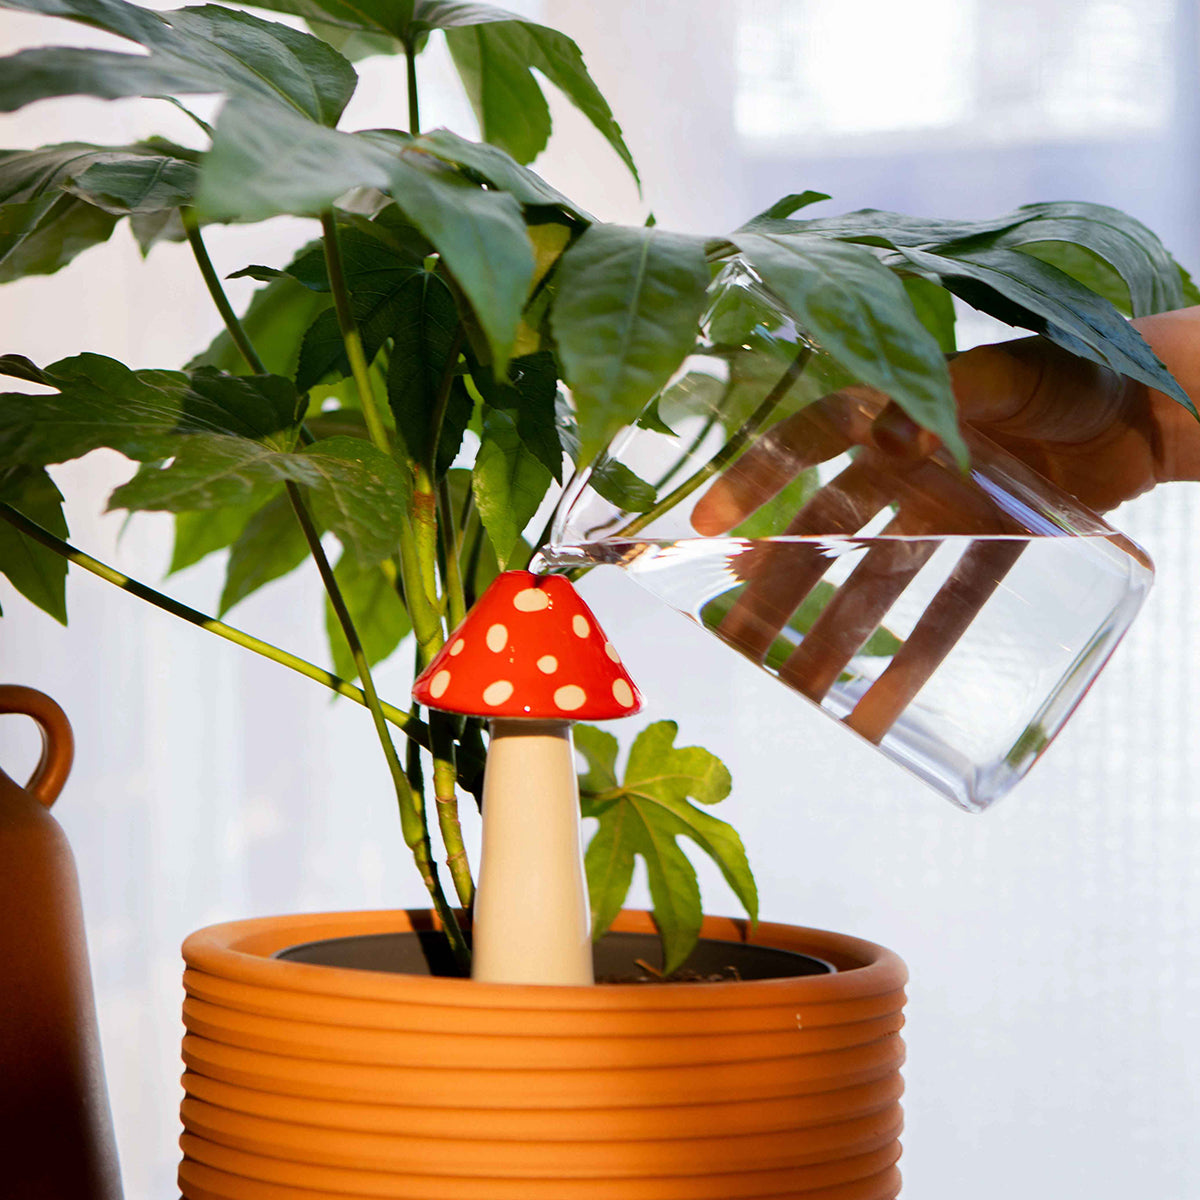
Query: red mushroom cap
412,571,643,720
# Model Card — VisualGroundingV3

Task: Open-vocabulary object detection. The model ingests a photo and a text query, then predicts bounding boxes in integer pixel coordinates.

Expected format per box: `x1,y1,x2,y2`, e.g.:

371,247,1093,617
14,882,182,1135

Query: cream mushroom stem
470,717,594,986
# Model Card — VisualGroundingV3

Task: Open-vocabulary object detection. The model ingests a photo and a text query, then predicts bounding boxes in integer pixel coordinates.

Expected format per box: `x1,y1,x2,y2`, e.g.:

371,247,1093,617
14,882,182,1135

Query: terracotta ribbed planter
179,909,907,1199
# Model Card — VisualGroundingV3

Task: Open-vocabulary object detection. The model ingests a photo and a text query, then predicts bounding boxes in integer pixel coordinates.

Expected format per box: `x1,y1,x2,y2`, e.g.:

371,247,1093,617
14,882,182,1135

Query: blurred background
2,0,1199,1195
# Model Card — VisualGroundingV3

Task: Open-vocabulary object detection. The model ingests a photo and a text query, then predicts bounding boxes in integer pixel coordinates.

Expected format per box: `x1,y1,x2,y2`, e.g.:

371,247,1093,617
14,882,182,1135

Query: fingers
690,388,882,536
843,538,1026,744
777,516,937,702
715,456,892,660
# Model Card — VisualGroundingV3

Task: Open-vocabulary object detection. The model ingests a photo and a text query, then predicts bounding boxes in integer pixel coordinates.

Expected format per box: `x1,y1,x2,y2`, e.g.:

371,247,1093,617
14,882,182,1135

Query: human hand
689,330,1189,741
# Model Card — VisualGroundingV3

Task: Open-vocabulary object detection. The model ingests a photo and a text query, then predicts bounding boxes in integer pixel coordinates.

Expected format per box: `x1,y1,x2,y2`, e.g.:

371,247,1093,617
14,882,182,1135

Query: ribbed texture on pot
179,910,906,1200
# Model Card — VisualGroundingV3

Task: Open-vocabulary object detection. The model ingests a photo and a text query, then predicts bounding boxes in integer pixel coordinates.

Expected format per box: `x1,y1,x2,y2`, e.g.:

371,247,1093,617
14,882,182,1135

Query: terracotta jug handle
0,685,74,808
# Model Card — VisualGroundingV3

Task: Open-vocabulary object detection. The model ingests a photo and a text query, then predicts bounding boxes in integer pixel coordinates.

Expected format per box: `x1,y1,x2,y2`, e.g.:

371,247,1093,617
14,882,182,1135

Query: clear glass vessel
536,262,1154,811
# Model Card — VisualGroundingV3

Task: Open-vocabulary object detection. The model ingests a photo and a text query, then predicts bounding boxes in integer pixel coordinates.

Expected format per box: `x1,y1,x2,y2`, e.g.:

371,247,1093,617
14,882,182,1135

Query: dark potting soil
276,930,833,982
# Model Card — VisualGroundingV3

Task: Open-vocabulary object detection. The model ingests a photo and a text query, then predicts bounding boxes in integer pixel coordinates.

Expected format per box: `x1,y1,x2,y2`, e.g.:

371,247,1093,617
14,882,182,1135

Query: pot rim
184,910,906,1012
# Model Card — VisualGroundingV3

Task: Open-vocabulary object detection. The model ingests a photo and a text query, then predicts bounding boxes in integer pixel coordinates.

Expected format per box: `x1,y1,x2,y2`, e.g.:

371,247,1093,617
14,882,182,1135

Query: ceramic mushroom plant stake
413,571,641,985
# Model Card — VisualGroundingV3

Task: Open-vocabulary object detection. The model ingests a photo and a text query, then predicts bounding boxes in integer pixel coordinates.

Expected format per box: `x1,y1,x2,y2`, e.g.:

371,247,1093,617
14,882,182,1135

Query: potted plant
0,0,1194,1195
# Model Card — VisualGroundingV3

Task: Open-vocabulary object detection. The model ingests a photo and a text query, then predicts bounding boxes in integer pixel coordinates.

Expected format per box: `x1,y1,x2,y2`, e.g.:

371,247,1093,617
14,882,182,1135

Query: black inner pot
275,931,833,982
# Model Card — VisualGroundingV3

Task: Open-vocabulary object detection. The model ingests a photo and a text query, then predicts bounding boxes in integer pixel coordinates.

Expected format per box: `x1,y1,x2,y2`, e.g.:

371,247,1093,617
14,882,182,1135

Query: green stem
431,713,473,908
286,483,469,969
437,480,467,631
183,209,267,376
320,210,392,453
0,503,458,757
405,38,420,135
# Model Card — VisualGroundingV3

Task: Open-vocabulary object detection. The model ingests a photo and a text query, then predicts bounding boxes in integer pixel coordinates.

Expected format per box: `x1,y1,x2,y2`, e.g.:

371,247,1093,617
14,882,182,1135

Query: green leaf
959,201,1185,317
574,722,618,793
197,104,533,367
743,190,831,226
551,225,710,464
169,499,265,574
296,309,350,392
471,403,552,568
386,270,470,470
0,193,115,284
901,275,957,354
231,0,415,40
433,8,638,182
295,436,412,563
589,459,655,512
896,244,1195,416
0,466,68,623
579,720,754,974
0,141,198,281
323,553,411,680
412,128,590,219
470,350,563,481
0,0,357,125
189,272,332,379
219,491,309,614
732,229,965,463
1012,242,1132,316
109,433,409,566
0,356,304,468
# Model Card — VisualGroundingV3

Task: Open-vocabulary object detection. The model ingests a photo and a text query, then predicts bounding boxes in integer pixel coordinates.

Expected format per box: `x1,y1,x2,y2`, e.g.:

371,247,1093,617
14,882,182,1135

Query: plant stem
437,481,467,630
0,502,459,756
182,209,267,376
405,39,420,135
320,210,392,452
285,483,469,968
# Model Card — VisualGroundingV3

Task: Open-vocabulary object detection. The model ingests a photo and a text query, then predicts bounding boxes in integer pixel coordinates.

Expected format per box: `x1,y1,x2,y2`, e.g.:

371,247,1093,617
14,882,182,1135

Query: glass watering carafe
535,262,1153,811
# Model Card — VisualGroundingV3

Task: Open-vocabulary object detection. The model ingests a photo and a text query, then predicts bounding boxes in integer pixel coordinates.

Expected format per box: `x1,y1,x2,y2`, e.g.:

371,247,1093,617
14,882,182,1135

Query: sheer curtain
1,2,1198,1197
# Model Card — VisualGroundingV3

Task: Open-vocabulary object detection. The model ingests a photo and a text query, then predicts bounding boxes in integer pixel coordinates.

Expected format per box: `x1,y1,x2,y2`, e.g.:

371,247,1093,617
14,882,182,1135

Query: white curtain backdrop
2,2,1198,1196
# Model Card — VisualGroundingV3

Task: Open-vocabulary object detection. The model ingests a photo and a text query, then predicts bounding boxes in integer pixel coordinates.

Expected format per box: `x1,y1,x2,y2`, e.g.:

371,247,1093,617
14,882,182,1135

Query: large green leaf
781,201,1188,319
471,402,552,568
895,244,1195,415
470,349,562,481
0,140,198,281
189,273,331,379
0,355,304,468
902,275,957,354
197,103,533,366
0,466,68,623
218,490,309,614
412,129,589,219
385,270,471,472
295,227,426,390
437,7,637,181
732,229,965,462
323,552,411,680
551,225,710,464
110,434,410,565
169,496,268,573
942,201,1185,317
0,0,357,125
578,719,754,975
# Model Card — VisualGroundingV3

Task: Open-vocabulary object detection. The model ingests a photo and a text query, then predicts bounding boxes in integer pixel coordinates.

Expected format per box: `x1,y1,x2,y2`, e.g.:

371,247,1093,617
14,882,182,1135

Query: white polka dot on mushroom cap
449,639,465,657
571,614,589,638
537,655,558,674
604,642,621,663
512,588,550,612
482,680,514,706
486,623,507,652
612,679,634,708
430,670,451,699
554,684,586,711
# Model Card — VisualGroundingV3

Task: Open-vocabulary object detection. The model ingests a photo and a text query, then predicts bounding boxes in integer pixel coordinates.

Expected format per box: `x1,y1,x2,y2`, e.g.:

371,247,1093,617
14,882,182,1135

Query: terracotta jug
0,684,123,1200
